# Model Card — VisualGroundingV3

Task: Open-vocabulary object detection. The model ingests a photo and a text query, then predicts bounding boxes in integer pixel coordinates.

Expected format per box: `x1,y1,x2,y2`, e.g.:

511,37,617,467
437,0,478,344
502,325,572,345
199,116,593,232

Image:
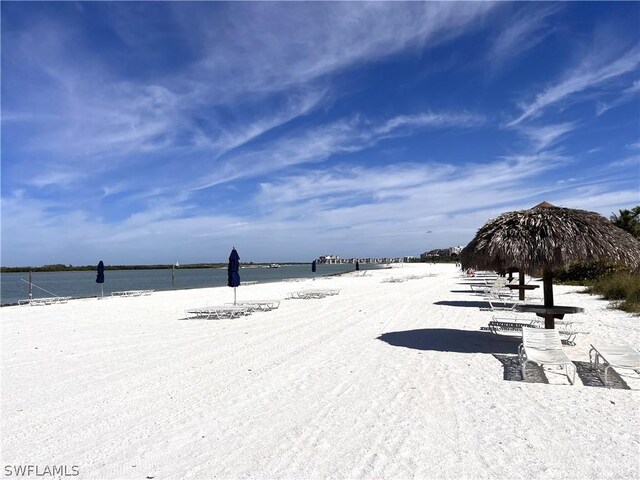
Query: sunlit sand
2,264,638,479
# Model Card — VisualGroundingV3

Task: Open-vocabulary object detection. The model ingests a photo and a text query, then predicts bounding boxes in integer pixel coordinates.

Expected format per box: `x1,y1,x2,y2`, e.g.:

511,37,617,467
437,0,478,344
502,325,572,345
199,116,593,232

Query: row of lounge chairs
185,305,251,320
185,289,341,319
518,327,640,386
286,288,340,299
18,296,71,306
185,300,282,319
111,290,154,297
20,290,155,305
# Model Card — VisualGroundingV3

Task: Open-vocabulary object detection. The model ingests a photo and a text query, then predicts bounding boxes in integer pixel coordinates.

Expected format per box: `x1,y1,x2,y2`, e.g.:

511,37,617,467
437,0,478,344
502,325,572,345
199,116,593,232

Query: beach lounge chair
470,276,508,295
483,316,588,345
382,277,405,283
226,300,280,312
481,317,538,336
518,327,576,384
184,305,250,320
481,297,520,311
111,290,154,297
589,344,640,387
287,289,340,299
18,296,71,306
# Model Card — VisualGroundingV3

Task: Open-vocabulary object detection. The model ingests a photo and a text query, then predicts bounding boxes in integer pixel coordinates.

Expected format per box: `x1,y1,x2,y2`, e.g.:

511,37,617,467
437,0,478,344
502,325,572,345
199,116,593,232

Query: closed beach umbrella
311,260,317,273
356,261,360,271
228,247,241,305
460,202,640,328
96,260,105,297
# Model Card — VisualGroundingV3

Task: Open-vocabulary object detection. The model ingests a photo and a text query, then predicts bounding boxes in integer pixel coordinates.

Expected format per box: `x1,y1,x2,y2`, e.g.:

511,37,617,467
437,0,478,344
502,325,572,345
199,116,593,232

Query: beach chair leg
566,364,575,385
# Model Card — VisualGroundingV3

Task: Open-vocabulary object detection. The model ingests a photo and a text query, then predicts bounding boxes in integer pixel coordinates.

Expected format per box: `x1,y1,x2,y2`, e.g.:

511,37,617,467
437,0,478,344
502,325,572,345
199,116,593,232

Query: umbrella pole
28,271,33,300
519,271,525,301
234,287,237,305
543,270,554,329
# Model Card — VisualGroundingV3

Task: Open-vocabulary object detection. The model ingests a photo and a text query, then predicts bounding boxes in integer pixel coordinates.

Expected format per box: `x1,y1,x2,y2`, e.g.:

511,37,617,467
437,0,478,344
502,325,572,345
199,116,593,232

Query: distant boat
269,263,280,268
175,261,180,267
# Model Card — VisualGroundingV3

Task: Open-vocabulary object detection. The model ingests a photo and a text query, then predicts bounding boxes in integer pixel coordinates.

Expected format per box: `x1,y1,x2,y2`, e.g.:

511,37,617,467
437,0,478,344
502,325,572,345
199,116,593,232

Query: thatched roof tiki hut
460,202,640,328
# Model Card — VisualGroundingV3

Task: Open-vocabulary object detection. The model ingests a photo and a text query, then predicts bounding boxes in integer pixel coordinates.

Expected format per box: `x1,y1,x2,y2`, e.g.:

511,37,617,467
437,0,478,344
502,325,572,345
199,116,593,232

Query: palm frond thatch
460,205,640,276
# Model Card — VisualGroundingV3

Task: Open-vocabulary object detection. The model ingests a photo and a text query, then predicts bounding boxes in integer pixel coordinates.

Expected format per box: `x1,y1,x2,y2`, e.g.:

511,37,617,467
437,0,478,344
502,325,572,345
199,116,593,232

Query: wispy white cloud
255,153,566,221
488,4,559,69
192,111,485,191
596,79,640,115
509,44,640,126
609,156,640,168
515,122,576,151
185,2,498,97
4,1,496,193
199,88,331,157
2,2,638,266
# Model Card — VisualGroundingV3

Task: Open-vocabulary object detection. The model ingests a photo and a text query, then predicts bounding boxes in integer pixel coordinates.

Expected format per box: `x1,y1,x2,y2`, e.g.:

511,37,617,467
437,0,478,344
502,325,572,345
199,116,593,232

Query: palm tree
610,206,640,239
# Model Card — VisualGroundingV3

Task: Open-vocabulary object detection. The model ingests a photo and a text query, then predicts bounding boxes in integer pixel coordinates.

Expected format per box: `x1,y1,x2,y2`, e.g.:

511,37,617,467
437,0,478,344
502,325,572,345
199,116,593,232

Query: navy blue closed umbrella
311,260,317,273
96,260,105,297
227,247,241,304
355,261,360,271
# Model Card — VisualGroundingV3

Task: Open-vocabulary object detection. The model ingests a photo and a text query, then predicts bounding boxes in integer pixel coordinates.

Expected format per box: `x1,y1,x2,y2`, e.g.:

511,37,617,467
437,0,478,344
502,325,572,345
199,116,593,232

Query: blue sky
2,1,639,266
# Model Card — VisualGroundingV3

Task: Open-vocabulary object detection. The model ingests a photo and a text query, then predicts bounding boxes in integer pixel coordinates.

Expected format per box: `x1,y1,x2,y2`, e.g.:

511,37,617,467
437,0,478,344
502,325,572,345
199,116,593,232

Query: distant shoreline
0,262,312,273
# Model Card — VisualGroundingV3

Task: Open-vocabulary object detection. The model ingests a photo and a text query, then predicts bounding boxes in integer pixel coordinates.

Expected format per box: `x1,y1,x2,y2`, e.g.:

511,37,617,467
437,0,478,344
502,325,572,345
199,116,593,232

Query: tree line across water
0,262,310,273
0,263,228,273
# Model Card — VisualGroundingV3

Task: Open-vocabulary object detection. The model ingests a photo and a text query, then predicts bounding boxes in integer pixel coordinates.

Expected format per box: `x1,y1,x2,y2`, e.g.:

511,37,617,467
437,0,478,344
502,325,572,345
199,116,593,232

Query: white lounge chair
589,344,640,387
18,296,71,306
287,289,340,299
518,327,576,385
470,276,508,295
481,297,520,311
111,290,154,297
483,317,588,345
481,318,538,336
184,305,250,320
226,300,280,311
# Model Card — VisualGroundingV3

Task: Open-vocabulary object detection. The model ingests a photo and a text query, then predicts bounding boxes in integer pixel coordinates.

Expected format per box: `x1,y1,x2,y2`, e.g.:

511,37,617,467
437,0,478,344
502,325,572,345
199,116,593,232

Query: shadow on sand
377,328,518,355
378,329,545,382
574,361,630,389
434,300,490,308
493,354,547,383
378,329,633,388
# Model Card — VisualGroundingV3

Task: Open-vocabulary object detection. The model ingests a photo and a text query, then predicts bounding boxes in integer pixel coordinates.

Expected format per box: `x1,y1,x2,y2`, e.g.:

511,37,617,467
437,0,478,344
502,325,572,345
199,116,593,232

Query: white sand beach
2,263,639,480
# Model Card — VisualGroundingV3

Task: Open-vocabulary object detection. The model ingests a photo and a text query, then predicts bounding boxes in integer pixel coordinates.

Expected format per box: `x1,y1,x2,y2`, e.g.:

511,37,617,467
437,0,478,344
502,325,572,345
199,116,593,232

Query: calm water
0,264,374,306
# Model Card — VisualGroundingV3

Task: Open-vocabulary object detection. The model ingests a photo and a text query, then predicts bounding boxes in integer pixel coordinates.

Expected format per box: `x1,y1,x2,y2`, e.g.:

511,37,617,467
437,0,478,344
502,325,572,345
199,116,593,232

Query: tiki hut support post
518,271,526,301
543,270,555,329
